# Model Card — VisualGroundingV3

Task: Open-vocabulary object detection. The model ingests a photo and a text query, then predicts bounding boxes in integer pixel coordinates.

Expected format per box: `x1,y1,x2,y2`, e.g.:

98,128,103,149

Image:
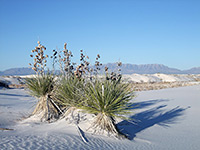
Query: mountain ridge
0,64,200,75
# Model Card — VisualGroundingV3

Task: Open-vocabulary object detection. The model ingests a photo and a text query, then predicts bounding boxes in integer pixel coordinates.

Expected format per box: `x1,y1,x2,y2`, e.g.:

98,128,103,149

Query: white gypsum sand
0,84,200,149
1,74,200,90
123,73,200,83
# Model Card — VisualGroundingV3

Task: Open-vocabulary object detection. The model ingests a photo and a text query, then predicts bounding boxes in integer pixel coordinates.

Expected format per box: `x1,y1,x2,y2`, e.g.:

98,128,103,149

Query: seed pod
53,52,57,56
43,46,46,50
105,67,108,71
118,74,122,78
29,63,32,66
64,43,67,50
30,55,33,57
70,65,74,70
32,67,37,71
118,62,122,66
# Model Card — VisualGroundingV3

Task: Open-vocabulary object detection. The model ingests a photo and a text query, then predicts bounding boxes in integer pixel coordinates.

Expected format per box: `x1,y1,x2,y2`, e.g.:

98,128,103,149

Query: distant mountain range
0,64,200,76
0,67,35,76
101,63,200,74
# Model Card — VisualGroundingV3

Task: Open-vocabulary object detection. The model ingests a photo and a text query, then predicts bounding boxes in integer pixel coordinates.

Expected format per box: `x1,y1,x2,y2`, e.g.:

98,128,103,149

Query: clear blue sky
0,0,199,71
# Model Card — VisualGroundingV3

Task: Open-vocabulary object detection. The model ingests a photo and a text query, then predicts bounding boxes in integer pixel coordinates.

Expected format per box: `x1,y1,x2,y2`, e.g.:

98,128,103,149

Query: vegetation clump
82,78,134,138
25,41,135,138
26,41,60,121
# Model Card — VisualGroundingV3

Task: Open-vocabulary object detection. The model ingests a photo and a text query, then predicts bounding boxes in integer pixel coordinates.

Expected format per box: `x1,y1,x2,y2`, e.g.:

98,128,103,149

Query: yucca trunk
89,113,125,138
32,94,60,121
63,107,76,119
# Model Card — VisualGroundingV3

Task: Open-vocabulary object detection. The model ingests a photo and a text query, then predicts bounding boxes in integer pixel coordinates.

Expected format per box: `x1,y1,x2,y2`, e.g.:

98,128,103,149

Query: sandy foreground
0,85,200,150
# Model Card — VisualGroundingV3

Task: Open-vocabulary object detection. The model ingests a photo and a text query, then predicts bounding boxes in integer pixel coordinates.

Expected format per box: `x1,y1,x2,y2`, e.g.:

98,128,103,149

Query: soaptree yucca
54,76,85,116
25,74,60,121
82,78,135,138
26,41,60,121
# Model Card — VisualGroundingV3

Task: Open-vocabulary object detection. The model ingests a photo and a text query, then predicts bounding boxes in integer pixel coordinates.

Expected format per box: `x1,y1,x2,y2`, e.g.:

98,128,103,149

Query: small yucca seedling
81,78,135,138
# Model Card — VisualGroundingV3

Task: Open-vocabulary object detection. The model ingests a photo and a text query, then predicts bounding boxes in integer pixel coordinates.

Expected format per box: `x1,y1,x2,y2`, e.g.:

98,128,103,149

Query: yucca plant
54,48,92,117
26,74,54,98
25,74,60,121
81,78,135,138
54,76,86,116
26,41,61,121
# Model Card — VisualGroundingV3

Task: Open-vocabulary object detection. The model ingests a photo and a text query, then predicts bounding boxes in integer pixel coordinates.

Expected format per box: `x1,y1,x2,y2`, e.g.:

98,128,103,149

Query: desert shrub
54,76,85,110
81,77,134,138
25,73,60,121
25,74,54,98
53,48,135,138
26,41,135,139
56,49,92,111
26,41,60,121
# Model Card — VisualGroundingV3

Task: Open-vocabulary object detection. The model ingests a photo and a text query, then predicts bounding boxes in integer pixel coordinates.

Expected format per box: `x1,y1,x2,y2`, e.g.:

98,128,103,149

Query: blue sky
0,0,199,71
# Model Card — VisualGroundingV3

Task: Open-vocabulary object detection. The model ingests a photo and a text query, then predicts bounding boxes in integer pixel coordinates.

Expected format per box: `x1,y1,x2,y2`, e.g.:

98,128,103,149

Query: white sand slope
123,73,200,83
0,85,200,150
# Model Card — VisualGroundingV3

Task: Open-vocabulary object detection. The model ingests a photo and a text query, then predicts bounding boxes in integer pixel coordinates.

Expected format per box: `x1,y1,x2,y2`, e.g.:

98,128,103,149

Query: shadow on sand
0,93,31,97
117,99,189,140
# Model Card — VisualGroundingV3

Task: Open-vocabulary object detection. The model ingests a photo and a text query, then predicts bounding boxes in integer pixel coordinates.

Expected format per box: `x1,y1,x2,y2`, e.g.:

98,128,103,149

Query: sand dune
123,73,200,83
1,84,200,150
